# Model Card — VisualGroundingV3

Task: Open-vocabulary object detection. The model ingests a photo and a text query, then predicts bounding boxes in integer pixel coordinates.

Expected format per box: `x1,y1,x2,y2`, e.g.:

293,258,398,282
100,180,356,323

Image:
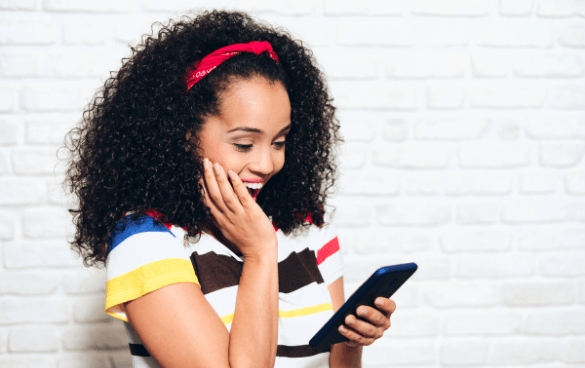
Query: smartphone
309,262,418,349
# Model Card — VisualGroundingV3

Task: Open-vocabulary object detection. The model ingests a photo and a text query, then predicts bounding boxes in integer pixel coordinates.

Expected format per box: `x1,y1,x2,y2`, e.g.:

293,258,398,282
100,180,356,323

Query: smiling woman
63,9,395,368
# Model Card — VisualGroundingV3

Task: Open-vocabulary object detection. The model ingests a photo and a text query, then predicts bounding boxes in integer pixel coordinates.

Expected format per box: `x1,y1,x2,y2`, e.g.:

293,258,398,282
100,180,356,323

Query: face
196,76,291,201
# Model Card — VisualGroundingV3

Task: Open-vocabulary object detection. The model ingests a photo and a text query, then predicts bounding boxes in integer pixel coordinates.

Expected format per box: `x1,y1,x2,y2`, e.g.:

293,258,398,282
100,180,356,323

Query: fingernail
346,317,354,326
339,326,346,333
375,299,384,308
203,158,209,170
213,163,221,174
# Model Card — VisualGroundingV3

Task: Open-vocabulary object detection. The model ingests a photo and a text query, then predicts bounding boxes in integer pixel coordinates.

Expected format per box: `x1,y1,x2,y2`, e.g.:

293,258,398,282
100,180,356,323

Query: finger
356,305,389,329
338,324,375,347
199,175,223,221
212,163,243,214
226,169,253,208
345,313,384,339
204,159,228,213
375,298,396,317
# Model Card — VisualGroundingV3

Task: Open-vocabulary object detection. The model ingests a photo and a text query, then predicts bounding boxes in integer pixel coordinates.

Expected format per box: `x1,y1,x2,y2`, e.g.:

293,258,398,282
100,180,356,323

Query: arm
328,277,362,368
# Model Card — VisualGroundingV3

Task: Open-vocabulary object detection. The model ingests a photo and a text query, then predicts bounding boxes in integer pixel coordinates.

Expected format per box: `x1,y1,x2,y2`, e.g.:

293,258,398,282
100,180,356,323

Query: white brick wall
0,1,583,367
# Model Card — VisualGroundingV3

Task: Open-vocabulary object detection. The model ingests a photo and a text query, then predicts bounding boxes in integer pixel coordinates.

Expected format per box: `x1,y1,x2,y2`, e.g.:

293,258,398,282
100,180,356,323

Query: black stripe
276,344,331,358
190,247,324,295
129,343,150,357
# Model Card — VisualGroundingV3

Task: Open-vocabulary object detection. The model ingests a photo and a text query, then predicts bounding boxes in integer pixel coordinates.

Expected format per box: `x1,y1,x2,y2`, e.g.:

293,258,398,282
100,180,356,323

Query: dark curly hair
63,9,344,268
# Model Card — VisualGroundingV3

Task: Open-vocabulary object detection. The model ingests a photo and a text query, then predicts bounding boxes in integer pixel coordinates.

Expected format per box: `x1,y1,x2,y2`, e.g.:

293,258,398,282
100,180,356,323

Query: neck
202,221,243,257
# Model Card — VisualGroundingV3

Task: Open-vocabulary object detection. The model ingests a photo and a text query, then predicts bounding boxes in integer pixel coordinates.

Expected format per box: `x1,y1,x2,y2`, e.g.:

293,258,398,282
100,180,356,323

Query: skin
125,76,396,368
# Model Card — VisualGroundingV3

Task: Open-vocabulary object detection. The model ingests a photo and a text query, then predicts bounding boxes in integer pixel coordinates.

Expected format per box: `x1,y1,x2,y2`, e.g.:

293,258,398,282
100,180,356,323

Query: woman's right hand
199,158,277,258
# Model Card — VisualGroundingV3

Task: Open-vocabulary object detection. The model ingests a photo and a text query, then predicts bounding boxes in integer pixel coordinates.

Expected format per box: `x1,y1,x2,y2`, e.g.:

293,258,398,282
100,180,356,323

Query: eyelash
234,142,287,152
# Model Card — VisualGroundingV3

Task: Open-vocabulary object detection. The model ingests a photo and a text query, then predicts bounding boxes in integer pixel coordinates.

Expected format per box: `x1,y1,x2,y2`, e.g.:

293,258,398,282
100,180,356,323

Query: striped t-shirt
105,213,345,368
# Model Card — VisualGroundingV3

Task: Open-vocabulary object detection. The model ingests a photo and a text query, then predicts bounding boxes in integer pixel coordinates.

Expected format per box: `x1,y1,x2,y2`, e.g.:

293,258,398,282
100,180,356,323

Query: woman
64,9,395,368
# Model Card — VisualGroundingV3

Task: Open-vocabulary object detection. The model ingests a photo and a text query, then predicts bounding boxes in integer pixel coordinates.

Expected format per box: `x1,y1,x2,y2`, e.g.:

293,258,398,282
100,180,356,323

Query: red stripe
316,236,340,266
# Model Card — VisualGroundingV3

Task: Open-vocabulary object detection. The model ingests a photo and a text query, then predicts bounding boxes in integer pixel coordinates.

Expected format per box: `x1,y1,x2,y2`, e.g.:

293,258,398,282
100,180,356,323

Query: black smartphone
309,262,418,349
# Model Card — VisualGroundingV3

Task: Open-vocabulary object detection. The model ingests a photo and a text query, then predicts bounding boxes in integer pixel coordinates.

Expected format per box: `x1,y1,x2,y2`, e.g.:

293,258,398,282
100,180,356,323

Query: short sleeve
104,215,200,322
309,222,346,286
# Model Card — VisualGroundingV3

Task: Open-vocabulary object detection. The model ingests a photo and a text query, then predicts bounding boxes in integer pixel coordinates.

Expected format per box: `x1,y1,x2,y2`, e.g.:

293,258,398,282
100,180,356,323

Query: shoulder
106,214,177,257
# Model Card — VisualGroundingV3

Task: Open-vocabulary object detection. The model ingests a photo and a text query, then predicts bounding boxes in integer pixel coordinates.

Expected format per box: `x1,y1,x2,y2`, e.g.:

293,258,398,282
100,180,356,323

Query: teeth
244,183,263,190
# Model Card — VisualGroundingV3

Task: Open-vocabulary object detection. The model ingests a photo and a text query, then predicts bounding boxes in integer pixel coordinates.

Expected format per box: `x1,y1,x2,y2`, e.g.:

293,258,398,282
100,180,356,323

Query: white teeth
244,183,263,190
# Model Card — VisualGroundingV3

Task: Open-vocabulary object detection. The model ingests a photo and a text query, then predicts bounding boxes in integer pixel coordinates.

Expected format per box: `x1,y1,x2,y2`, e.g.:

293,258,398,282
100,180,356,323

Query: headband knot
184,41,279,93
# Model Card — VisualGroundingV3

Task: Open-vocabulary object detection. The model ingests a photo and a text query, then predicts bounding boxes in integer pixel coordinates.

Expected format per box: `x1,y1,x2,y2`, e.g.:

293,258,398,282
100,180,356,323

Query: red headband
184,41,280,93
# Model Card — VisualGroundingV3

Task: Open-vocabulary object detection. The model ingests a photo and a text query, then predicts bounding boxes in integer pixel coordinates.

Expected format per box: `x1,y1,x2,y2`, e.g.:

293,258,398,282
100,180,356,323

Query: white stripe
278,282,332,312
278,308,336,346
205,285,238,321
106,231,191,280
318,252,345,286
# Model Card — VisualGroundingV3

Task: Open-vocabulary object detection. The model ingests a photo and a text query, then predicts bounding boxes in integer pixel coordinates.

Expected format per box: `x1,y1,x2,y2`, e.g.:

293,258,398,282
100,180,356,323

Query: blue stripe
106,215,176,256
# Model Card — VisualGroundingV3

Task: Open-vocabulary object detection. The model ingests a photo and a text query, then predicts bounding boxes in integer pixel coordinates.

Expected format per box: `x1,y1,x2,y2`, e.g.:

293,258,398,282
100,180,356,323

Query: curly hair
63,9,344,268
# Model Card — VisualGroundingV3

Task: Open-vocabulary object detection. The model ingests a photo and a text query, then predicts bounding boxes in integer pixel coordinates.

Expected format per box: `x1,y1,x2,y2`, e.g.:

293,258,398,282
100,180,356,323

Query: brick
0,357,55,368
110,351,133,368
537,252,585,276
476,24,552,47
0,179,46,206
0,119,18,145
376,203,450,226
62,323,127,350
537,0,585,17
525,116,585,139
0,328,5,354
441,339,488,366
23,207,70,238
62,21,109,45
403,174,440,195
0,298,69,323
519,172,557,193
26,120,75,144
331,202,370,227
456,254,532,278
500,0,534,16
236,0,317,15
0,89,15,112
373,144,450,169
383,120,408,141
415,118,488,140
48,176,67,205
426,25,470,47
319,53,378,80
338,171,399,195
489,339,561,364
559,23,585,48
390,311,438,337
355,231,434,255
540,143,584,167
552,86,585,109
578,281,585,303
114,18,158,44
427,85,464,109
0,212,14,240
456,203,498,224
500,281,574,305
0,0,37,10
345,257,406,283
9,326,58,352
0,152,8,174
3,242,79,268
422,281,498,307
502,200,575,223
458,144,530,168
44,0,131,12
471,85,546,108
337,22,416,46
62,267,106,294
20,87,76,112
564,338,585,362
445,174,512,196
514,53,585,77
410,255,452,280
0,51,43,78
12,149,59,175
520,310,585,335
143,0,232,11
517,228,585,250
324,0,403,15
48,50,120,78
386,54,466,78
330,82,416,109
440,231,511,252
411,0,488,16
566,173,585,194
362,340,436,365
443,310,522,335
73,295,109,322
0,20,55,45
471,53,508,77
339,143,366,169
338,119,375,142
498,119,521,140
57,353,111,368
0,272,59,295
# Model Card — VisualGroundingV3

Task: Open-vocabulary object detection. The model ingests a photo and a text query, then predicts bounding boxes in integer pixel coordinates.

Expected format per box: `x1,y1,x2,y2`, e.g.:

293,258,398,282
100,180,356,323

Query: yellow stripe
219,303,333,325
105,258,200,319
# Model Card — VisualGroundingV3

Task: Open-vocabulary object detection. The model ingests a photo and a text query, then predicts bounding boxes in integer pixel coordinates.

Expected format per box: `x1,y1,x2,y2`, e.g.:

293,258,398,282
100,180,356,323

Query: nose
247,146,275,177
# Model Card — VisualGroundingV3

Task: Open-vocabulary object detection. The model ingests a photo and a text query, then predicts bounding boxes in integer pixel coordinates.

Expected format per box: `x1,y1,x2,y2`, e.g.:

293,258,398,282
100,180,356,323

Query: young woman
64,9,396,368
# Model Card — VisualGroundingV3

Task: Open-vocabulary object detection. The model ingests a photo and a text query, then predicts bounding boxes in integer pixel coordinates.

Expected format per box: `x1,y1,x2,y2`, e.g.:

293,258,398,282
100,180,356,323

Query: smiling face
196,75,292,201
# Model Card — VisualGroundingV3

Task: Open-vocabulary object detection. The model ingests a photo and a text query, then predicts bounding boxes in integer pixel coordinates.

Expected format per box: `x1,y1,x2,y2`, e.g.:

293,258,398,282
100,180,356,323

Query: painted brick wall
1,0,584,367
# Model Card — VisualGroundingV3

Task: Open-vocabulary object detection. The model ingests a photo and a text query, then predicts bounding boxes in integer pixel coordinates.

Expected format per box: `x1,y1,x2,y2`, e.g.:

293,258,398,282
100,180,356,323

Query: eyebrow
226,124,291,135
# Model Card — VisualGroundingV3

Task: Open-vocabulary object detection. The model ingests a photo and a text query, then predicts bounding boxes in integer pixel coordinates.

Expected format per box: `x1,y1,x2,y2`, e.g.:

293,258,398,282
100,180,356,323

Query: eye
274,141,286,150
233,144,252,152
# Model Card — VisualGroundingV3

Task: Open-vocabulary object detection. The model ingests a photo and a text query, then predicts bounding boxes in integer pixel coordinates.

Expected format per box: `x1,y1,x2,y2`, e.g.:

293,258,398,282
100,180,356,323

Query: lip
241,179,266,183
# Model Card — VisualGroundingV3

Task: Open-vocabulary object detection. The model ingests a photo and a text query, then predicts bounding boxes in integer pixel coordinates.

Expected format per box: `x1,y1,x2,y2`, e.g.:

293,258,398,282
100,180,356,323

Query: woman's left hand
338,297,396,347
